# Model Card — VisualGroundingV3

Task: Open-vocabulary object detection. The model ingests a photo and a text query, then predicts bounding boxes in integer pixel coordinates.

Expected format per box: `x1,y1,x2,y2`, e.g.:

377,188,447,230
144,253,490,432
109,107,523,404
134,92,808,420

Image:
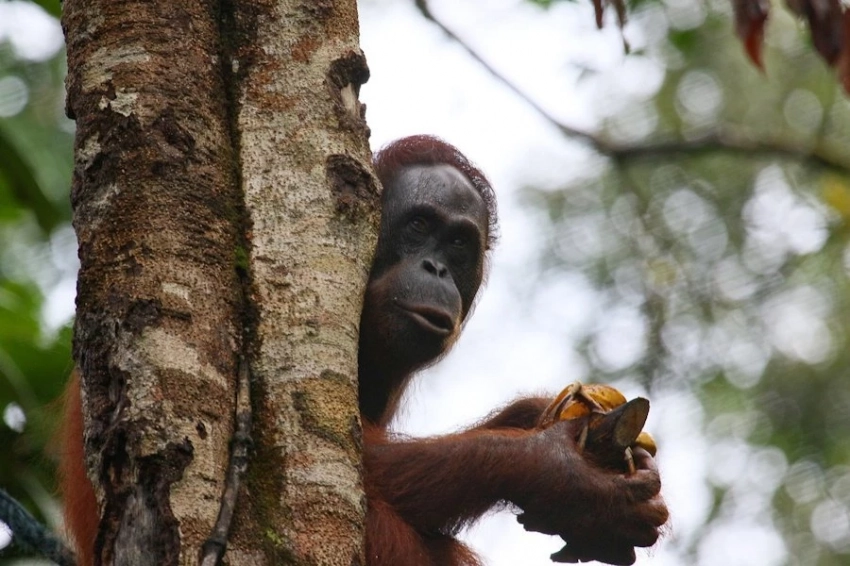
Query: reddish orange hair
57,371,98,566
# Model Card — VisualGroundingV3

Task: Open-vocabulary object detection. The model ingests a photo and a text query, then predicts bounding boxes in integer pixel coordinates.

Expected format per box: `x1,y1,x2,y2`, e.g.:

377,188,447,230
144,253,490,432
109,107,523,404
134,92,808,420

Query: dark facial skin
380,164,488,318
359,164,488,424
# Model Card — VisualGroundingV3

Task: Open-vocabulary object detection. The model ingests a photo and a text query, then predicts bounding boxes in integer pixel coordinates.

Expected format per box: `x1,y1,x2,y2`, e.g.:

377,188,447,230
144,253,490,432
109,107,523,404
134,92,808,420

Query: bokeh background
2,0,850,564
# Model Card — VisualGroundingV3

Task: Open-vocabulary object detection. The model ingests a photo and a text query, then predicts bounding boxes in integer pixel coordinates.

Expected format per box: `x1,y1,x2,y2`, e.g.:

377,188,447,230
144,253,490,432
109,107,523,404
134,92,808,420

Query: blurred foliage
0,0,74,561
531,0,850,95
522,0,850,564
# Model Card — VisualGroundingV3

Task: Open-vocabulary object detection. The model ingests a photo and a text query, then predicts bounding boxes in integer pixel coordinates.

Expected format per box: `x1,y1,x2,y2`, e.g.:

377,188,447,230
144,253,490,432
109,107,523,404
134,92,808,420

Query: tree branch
200,358,252,566
413,0,602,145
414,0,850,175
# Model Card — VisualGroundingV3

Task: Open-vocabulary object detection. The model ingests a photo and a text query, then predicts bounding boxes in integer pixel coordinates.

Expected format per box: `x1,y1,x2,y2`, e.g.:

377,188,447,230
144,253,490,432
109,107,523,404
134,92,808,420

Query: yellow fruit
635,431,657,456
539,381,658,471
540,381,629,424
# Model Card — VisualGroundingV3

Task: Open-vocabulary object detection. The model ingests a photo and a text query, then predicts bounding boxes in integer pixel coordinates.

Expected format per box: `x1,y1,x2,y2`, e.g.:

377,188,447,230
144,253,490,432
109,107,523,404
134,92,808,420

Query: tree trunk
63,0,375,563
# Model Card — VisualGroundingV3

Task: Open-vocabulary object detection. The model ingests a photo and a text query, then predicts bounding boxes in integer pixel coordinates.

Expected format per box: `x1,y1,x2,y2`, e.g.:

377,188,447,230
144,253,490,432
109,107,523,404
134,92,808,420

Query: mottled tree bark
63,0,374,563
223,0,376,564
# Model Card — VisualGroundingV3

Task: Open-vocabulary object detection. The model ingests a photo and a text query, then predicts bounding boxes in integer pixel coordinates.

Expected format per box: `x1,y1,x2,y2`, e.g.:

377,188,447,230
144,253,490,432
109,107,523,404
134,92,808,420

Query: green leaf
0,129,62,234
31,0,61,19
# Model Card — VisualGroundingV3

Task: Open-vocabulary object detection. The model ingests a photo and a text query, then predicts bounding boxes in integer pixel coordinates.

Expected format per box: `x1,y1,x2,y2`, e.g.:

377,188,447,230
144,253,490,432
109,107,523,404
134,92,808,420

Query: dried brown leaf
838,12,850,94
592,0,605,29
612,0,628,29
803,0,844,65
732,0,770,69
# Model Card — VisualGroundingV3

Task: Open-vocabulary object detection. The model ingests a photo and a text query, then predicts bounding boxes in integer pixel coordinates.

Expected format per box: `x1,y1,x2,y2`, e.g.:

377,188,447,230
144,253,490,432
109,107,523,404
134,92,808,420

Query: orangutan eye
409,216,428,233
